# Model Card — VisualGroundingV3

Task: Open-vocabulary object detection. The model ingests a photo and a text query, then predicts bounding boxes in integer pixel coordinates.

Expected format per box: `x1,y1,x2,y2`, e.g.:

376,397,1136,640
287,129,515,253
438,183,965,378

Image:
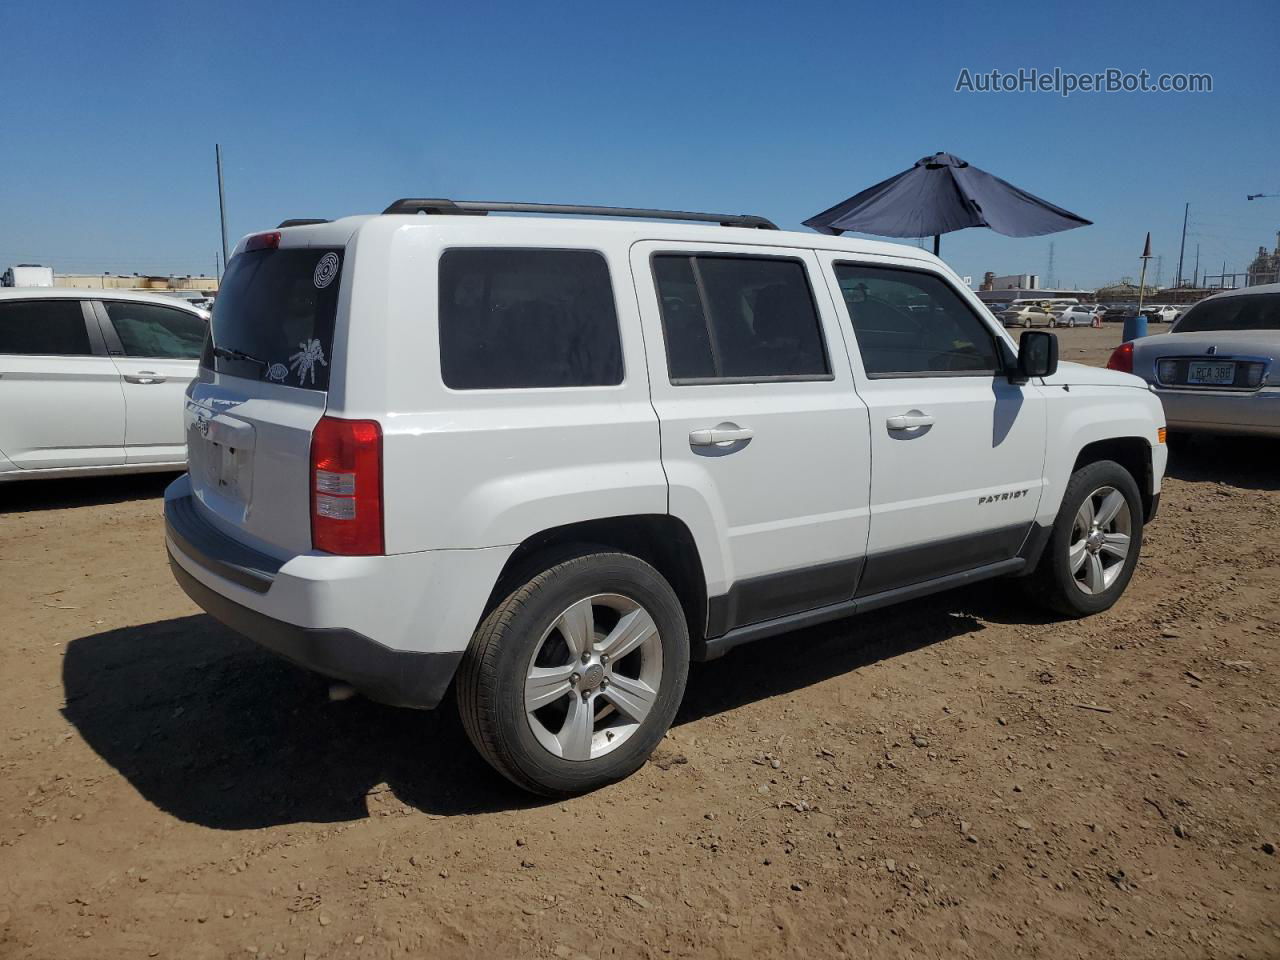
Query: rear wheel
1023,460,1144,617
457,551,689,796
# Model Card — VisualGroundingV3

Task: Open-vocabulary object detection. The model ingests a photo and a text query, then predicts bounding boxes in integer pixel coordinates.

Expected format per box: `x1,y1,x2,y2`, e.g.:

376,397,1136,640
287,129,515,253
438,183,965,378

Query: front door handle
886,412,934,431
124,372,166,384
689,424,753,447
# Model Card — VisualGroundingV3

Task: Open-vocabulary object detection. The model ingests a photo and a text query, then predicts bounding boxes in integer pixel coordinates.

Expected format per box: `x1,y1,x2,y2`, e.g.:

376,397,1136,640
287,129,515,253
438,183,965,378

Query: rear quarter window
438,248,623,390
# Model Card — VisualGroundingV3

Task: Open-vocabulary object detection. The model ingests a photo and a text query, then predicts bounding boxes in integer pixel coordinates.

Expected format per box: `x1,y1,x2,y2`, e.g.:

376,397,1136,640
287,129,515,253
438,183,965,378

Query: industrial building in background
2,264,218,309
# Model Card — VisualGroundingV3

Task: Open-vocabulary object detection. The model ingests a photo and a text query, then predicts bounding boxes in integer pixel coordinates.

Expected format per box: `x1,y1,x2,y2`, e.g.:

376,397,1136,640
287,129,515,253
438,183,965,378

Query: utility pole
1193,244,1200,288
1154,254,1164,289
1175,202,1189,287
1136,232,1153,319
215,144,229,269
1046,241,1056,288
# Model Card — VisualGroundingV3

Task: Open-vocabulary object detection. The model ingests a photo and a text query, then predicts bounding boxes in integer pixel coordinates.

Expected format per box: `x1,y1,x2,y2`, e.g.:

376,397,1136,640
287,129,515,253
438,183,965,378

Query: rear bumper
1154,387,1280,438
168,551,461,708
163,476,512,709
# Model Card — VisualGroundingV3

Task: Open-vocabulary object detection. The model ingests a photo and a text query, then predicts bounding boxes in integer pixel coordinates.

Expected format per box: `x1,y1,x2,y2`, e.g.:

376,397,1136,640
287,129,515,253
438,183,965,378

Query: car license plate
1186,361,1235,385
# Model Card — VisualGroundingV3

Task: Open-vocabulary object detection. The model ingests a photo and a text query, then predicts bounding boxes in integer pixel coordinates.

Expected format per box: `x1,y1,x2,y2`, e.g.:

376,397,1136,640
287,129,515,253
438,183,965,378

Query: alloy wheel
524,594,664,761
1069,485,1132,595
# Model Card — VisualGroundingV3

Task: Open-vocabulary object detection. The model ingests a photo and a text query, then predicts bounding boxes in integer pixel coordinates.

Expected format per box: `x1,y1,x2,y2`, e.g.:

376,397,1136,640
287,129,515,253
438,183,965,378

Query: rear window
204,247,343,390
438,248,623,390
0,299,91,356
1174,294,1280,333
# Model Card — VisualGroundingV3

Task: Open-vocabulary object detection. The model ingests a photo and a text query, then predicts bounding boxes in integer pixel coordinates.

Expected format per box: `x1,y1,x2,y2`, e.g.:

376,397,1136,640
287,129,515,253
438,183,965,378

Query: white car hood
1040,360,1146,389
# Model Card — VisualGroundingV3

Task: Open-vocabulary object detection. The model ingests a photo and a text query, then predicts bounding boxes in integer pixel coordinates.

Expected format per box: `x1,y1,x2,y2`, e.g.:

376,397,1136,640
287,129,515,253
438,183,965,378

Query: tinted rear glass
0,299,91,356
438,248,623,389
1174,294,1280,333
204,247,343,389
653,254,830,382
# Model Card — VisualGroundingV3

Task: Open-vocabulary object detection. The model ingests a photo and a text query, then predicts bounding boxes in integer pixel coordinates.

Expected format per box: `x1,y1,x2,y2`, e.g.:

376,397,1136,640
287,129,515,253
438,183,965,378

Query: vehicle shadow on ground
677,581,1016,725
1,472,177,514
63,584,1019,828
1166,436,1280,491
62,615,540,829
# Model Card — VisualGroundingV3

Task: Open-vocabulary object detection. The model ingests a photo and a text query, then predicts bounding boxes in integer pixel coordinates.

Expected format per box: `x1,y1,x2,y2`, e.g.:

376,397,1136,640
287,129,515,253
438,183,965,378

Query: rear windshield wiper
212,345,267,368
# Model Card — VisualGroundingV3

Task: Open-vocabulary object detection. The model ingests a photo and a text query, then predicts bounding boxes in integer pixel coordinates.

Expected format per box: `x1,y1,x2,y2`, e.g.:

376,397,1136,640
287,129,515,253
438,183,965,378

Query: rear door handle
689,424,753,447
124,372,166,384
886,413,934,430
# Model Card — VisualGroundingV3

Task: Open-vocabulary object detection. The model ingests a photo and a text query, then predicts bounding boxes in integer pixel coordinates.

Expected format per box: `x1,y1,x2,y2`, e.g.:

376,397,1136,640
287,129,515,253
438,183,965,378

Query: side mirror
1016,330,1059,380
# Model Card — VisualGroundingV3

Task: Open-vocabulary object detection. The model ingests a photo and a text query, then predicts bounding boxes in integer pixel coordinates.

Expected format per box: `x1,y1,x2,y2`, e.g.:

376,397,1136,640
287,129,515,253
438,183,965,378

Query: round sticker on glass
313,252,340,289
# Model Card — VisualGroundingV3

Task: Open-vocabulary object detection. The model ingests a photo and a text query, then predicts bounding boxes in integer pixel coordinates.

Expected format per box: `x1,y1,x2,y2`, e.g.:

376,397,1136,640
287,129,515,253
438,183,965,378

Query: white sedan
0,288,207,481
1052,304,1101,327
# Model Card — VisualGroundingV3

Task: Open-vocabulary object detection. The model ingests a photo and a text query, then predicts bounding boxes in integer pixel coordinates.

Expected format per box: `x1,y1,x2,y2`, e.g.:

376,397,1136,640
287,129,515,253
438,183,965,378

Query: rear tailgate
186,239,347,557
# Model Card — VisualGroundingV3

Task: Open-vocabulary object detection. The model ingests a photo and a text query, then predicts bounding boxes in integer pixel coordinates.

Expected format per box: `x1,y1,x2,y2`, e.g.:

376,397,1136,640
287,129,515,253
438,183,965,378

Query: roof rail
380,198,778,230
277,218,332,228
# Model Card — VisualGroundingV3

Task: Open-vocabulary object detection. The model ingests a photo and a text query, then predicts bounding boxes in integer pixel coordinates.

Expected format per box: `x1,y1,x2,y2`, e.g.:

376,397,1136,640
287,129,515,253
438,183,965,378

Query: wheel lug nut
600,654,609,664
600,678,609,687
581,652,591,664
570,673,579,685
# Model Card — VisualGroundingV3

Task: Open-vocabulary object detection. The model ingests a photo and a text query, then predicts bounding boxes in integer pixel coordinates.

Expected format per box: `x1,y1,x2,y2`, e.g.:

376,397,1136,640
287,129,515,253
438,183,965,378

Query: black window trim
90,298,206,360
648,250,836,386
0,297,106,358
437,245,627,392
830,258,1009,380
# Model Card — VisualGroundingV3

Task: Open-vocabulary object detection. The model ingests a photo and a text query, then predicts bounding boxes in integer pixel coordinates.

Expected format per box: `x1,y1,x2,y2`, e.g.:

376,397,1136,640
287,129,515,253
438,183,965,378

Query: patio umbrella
803,152,1091,255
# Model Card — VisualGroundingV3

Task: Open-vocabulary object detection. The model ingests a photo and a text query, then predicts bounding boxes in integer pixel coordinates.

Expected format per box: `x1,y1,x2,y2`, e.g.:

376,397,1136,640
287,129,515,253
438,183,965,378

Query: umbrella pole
932,235,940,256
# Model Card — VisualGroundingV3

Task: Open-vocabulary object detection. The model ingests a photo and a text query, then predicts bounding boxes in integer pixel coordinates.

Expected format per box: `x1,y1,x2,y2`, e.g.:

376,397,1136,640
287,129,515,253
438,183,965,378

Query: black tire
456,550,689,797
1023,459,1144,617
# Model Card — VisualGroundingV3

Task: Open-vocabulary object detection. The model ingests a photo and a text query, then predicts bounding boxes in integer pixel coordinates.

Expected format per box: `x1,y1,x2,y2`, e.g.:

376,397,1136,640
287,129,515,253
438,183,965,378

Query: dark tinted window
653,255,829,382
206,248,343,390
834,264,1000,376
104,301,206,359
0,299,91,356
439,248,622,389
1174,294,1280,333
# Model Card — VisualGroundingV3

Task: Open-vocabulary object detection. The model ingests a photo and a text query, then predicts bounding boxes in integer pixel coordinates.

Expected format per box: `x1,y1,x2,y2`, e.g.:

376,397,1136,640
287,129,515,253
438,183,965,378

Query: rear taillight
310,417,383,555
1106,341,1134,374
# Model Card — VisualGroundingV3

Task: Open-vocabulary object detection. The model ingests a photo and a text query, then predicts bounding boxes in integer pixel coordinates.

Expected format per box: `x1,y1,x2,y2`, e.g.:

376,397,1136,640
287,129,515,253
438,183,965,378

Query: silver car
1120,284,1279,439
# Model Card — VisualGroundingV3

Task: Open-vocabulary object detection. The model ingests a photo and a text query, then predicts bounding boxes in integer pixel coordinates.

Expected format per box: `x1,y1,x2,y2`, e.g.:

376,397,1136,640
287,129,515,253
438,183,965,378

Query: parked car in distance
1102,305,1135,323
1108,283,1279,439
1052,303,1101,327
1141,304,1179,324
0,288,208,481
165,199,1167,796
998,302,1056,327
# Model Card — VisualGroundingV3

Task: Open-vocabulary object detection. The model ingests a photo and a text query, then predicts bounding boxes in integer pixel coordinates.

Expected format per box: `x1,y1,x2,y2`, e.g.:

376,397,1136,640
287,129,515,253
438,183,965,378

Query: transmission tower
1046,241,1056,288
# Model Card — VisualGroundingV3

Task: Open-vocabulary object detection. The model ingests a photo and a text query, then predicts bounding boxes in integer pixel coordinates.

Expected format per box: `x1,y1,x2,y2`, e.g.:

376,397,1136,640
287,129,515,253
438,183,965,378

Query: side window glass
653,255,830,382
439,248,623,390
104,302,206,359
834,264,1000,377
0,300,92,355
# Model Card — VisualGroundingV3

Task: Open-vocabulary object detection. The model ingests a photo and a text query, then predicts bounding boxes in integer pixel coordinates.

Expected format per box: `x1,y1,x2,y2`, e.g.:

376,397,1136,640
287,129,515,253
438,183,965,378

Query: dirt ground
1,326,1277,960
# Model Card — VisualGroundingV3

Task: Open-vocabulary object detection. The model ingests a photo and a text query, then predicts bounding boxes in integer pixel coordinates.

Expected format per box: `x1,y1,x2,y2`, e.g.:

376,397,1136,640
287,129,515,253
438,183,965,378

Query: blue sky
1,0,1277,288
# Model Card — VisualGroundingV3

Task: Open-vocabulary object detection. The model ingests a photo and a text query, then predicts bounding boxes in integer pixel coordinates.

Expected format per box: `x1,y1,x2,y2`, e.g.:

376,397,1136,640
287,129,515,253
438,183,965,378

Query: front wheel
456,551,689,796
1023,460,1144,617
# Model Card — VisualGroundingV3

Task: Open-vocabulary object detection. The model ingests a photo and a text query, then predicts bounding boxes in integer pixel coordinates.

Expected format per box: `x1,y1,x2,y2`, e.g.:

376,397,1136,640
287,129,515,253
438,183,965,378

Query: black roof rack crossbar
277,218,332,228
380,198,778,230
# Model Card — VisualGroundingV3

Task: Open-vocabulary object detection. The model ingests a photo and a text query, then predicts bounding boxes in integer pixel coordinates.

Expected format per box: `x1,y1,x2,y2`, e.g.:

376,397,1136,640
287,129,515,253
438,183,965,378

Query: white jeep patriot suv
165,199,1167,796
